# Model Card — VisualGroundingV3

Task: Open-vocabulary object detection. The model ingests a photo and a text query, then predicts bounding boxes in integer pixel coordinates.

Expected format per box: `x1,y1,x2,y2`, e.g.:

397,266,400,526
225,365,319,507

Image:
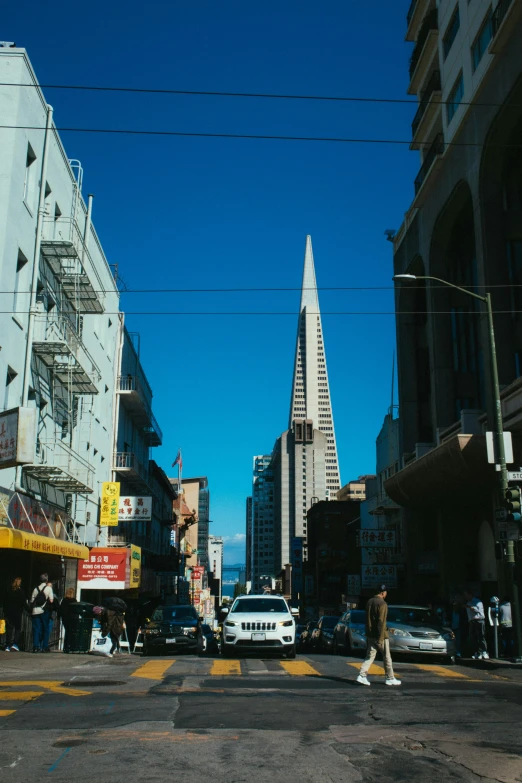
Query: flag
172,449,182,469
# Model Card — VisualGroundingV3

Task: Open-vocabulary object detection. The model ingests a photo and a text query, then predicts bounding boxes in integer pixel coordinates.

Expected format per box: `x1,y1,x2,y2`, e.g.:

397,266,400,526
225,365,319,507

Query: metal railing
113,451,149,480
411,70,441,137
35,438,95,492
42,216,106,296
117,375,163,443
492,0,513,36
414,133,444,194
33,313,101,381
409,8,438,79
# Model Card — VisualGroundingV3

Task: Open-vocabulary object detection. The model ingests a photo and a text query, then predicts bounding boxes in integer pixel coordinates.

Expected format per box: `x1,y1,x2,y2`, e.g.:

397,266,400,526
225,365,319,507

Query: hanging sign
118,496,152,521
0,407,36,468
100,482,120,526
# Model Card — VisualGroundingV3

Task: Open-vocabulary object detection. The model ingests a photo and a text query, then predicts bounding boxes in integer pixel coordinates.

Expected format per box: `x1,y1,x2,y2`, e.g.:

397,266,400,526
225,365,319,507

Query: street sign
508,472,522,482
486,432,514,464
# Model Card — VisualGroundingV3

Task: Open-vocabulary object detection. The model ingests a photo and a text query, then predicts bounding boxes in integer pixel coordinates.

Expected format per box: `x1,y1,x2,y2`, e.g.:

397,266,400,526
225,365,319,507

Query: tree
233,582,247,598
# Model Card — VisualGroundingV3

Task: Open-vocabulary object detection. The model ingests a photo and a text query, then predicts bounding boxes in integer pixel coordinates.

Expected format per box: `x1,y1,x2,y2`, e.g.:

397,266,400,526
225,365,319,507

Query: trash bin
64,602,94,653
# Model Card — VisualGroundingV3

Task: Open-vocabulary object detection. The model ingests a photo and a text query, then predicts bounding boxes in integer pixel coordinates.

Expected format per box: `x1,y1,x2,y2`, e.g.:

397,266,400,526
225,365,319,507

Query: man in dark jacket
356,585,401,687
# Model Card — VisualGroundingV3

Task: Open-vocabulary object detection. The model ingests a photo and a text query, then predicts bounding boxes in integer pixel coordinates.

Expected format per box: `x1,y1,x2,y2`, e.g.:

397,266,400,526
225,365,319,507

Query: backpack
29,585,48,612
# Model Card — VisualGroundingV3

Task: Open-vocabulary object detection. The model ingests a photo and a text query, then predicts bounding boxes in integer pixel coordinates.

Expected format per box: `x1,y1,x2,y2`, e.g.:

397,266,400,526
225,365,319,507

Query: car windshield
231,598,289,613
387,607,436,625
321,616,339,628
152,606,198,622
350,610,365,624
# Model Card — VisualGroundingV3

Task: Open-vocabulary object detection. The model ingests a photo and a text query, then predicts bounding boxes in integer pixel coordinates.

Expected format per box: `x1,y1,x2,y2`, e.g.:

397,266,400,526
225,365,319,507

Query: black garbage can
64,602,94,653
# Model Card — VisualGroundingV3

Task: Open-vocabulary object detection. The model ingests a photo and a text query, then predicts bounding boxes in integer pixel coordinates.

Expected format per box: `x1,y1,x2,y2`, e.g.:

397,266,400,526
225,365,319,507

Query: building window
443,6,460,60
23,143,37,211
472,9,492,71
447,72,464,124
4,366,18,409
13,250,29,314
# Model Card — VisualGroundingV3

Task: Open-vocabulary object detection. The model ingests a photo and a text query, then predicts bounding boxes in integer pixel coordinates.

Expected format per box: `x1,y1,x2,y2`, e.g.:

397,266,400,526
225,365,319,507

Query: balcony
414,133,444,195
113,451,151,493
406,0,431,42
32,313,101,394
41,217,106,314
411,70,441,148
408,8,439,95
117,376,163,446
490,0,521,53
24,438,95,494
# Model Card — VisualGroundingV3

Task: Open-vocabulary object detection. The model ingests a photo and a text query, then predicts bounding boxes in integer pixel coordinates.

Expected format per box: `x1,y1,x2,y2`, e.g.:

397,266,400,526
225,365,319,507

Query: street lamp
393,273,521,658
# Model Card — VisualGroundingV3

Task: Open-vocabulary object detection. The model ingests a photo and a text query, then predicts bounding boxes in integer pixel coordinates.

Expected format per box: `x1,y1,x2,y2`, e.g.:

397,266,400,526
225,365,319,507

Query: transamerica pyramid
289,235,341,495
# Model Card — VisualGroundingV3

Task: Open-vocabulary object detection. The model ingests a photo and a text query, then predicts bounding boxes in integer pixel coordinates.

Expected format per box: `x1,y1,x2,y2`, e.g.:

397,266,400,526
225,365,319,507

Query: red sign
78,548,127,584
191,567,204,580
192,594,201,604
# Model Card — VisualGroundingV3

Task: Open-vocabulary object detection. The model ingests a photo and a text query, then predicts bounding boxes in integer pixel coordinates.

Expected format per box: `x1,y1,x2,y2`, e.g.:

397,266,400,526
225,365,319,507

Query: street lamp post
394,273,522,658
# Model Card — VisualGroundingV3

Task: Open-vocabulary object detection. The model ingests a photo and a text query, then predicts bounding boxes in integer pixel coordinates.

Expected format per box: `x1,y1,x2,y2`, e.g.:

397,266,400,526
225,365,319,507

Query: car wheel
285,644,297,659
332,639,339,655
143,644,155,657
445,654,456,665
222,644,233,658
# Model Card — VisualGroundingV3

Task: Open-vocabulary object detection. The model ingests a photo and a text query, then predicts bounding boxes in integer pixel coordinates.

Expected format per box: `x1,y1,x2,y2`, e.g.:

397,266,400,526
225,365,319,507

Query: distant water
222,583,236,599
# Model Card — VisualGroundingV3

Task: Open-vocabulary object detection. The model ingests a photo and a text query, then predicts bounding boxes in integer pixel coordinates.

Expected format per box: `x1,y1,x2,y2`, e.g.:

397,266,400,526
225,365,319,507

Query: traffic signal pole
486,293,522,659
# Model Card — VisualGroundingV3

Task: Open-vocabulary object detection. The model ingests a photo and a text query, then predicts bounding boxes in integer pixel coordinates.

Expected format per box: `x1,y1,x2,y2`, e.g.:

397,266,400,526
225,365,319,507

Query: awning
384,434,495,507
0,528,89,560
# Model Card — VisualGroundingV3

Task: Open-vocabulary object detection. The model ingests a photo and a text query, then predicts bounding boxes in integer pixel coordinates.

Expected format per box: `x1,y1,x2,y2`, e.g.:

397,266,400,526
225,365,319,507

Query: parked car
333,609,366,655
200,623,219,654
298,620,318,652
295,623,306,647
386,605,456,663
142,604,201,656
221,595,296,658
311,615,340,653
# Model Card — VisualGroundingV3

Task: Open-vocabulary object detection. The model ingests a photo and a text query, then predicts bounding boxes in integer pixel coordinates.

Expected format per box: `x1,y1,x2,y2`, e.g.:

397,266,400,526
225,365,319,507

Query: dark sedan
333,609,367,655
142,605,200,655
298,620,318,652
311,615,340,653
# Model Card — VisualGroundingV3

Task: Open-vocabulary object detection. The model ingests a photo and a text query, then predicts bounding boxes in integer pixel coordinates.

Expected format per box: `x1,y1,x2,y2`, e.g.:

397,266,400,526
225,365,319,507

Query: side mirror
221,607,229,615
291,608,299,617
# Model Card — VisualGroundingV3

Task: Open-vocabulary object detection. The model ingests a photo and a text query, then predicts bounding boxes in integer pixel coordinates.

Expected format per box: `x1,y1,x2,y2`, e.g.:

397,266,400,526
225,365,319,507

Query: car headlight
388,628,411,637
182,626,198,635
145,628,160,635
225,620,238,627
279,620,293,627
443,631,455,641
322,631,333,638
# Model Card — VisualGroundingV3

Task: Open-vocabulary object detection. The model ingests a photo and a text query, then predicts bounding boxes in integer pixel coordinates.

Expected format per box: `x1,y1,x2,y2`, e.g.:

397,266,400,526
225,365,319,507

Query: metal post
487,293,522,659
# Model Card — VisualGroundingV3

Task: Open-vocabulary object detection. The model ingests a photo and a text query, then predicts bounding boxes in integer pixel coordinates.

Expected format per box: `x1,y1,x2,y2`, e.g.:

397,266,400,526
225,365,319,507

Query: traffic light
505,486,521,524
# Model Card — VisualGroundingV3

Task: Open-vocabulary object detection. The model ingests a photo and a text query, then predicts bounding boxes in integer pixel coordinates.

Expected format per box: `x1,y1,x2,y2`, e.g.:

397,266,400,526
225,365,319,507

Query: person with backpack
3,576,26,652
29,574,54,653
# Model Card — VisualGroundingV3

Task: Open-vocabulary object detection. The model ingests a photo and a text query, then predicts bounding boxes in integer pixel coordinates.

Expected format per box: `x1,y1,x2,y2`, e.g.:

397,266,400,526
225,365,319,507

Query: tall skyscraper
289,236,341,496
251,455,275,593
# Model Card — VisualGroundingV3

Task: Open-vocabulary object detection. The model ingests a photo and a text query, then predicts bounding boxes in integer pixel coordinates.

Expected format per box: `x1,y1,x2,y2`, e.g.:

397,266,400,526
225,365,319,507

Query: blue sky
7,0,417,564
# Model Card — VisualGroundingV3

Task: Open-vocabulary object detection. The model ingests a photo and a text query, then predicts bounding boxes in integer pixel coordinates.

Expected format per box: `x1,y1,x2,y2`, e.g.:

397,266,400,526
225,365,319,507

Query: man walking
465,590,489,660
356,584,401,687
30,574,53,653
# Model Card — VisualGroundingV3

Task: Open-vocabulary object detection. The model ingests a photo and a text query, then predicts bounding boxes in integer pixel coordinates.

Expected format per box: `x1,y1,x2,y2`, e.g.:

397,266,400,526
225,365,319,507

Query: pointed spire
300,235,319,313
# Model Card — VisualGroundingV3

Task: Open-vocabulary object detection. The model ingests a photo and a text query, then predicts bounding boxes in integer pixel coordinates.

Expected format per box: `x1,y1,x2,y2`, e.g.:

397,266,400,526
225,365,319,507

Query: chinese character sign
118,496,152,522
100,482,120,527
0,407,36,468
358,530,396,548
361,565,397,589
347,575,361,596
78,548,127,586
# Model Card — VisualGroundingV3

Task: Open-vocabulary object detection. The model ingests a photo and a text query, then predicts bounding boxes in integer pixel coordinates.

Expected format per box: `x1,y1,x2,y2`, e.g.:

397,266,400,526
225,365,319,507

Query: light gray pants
360,637,395,679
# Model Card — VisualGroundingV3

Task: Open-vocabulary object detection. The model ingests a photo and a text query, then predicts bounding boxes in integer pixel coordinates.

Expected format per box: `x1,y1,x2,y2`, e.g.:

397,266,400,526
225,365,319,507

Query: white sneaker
482,651,489,659
386,678,402,686
472,653,480,659
356,674,370,686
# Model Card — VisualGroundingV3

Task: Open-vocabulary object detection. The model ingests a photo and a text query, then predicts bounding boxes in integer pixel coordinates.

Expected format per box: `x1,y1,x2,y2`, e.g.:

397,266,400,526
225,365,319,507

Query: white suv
222,595,296,658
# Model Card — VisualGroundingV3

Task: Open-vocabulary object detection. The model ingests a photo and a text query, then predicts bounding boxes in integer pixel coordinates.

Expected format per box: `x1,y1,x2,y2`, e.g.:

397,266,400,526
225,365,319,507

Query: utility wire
3,284,522,294
0,123,521,148
1,81,519,111
2,310,521,316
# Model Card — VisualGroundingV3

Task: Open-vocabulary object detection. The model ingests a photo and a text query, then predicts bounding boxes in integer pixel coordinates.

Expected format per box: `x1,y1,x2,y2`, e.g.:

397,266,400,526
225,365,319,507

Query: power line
3,284,522,294
2,310,521,316
0,123,521,148
1,81,518,111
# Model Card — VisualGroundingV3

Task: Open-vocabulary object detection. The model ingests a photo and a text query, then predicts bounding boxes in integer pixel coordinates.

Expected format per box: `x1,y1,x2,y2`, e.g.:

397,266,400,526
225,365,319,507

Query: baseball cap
379,584,387,592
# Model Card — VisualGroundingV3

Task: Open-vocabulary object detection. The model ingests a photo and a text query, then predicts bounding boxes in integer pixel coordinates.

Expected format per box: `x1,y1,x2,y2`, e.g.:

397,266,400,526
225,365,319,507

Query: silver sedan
386,605,456,663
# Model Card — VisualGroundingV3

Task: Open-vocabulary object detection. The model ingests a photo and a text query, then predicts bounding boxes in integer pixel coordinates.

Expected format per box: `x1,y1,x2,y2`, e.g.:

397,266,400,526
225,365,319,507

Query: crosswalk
0,680,90,720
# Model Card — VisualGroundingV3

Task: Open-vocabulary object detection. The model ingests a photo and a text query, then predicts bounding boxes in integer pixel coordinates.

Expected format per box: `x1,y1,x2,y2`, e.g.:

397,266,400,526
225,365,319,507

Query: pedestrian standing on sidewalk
464,590,489,660
3,577,26,652
29,574,53,653
499,597,514,658
58,588,77,653
356,585,401,687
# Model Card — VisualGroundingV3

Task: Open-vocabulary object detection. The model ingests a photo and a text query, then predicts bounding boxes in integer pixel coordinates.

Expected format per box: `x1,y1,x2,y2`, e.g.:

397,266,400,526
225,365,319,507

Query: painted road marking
0,681,90,696
347,662,385,676
0,710,16,716
414,664,470,679
280,661,321,676
210,659,241,676
0,691,44,701
48,747,71,772
131,660,175,680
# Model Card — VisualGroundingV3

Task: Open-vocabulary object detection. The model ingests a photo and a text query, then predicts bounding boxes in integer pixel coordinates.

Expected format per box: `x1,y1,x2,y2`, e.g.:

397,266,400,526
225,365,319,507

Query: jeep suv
222,595,296,658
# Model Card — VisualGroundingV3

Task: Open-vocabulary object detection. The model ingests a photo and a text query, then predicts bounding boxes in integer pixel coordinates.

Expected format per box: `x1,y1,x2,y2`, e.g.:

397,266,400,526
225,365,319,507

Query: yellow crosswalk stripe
0,691,44,701
347,662,385,675
210,659,241,676
131,660,175,680
0,710,16,716
0,681,90,696
280,661,320,676
414,664,470,679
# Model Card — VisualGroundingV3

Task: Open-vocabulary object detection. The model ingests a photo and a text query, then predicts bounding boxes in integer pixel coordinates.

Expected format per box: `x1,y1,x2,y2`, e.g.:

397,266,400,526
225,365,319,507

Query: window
23,143,37,210
447,72,464,124
4,366,18,409
443,6,460,59
13,249,29,314
472,9,492,70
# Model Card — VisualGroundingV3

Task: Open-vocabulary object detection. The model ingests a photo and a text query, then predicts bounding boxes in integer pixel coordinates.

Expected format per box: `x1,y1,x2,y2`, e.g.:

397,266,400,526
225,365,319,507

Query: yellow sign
129,544,141,588
0,528,89,560
100,482,120,527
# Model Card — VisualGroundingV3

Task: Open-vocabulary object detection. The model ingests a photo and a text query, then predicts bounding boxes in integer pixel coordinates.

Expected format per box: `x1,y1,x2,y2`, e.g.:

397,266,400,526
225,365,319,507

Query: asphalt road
1,650,522,783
